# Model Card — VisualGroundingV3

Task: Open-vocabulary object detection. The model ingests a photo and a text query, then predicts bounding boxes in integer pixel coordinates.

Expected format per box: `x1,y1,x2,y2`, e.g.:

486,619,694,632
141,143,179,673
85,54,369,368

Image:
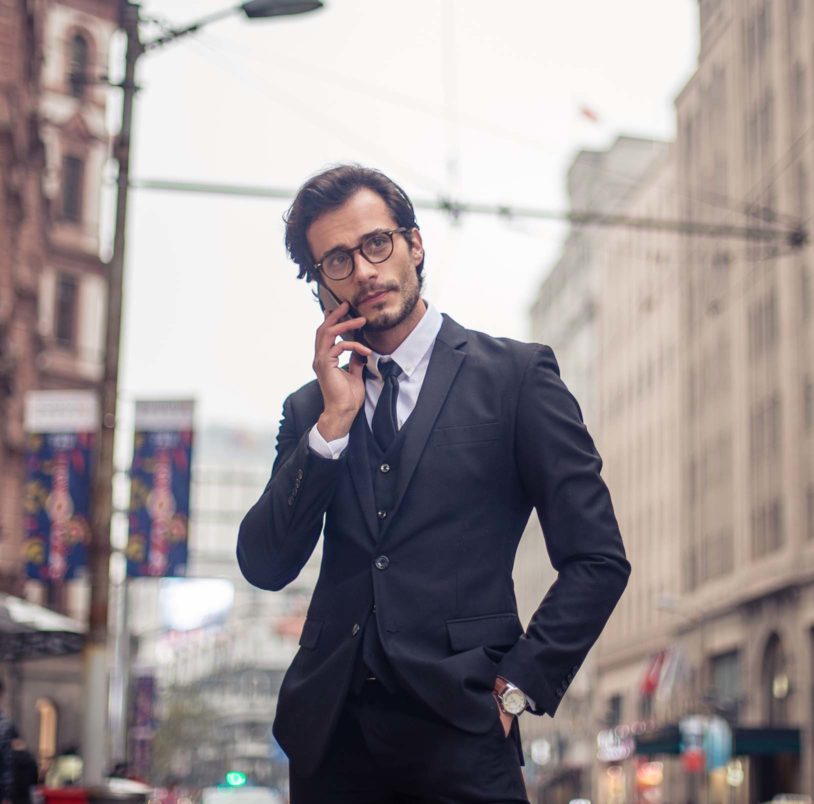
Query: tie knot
377,359,402,381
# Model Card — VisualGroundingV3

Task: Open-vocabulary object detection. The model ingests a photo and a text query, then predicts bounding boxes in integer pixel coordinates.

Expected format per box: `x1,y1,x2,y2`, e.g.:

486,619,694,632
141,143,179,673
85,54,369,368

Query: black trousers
289,681,529,804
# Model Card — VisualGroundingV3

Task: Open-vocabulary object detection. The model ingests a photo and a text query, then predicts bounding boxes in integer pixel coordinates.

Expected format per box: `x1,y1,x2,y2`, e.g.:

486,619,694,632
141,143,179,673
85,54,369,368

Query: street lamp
84,0,323,784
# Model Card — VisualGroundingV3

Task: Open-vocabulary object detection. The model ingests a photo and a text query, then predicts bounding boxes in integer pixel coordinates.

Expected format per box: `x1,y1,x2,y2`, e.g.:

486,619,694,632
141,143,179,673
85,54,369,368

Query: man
0,681,14,804
238,165,629,803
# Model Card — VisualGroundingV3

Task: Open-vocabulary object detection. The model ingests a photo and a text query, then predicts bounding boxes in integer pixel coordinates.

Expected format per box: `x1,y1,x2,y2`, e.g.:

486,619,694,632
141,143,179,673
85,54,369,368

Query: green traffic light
225,772,247,787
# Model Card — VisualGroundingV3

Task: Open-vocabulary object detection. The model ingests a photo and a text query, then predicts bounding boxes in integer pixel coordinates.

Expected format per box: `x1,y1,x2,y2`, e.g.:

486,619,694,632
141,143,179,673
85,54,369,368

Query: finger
327,341,371,360
316,315,366,351
326,316,366,337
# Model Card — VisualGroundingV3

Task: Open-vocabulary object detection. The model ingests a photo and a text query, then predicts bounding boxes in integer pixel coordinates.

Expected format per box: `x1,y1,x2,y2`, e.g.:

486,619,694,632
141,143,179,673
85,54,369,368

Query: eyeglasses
314,227,409,281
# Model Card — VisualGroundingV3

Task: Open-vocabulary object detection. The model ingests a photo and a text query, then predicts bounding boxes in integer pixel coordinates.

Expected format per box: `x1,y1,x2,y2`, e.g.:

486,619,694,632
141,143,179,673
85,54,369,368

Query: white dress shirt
309,301,443,458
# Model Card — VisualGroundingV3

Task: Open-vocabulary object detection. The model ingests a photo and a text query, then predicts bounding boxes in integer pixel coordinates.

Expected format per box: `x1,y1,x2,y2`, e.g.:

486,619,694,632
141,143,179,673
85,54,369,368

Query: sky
111,0,699,437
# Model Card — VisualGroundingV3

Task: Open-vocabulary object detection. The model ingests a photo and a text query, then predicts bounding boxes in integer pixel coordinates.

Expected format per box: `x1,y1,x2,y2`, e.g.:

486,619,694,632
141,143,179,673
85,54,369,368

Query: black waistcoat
351,422,409,692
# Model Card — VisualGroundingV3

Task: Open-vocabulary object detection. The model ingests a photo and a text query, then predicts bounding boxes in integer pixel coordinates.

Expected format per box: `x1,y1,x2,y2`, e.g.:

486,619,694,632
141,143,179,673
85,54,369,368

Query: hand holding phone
317,284,365,342
312,287,370,441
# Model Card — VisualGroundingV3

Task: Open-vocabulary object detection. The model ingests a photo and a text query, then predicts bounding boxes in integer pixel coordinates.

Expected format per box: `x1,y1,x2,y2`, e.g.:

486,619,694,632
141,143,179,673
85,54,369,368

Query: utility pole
83,0,140,783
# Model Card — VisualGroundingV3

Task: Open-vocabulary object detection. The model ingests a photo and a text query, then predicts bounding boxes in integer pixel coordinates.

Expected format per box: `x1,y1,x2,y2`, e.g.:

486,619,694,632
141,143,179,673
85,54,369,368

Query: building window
61,156,83,222
55,275,78,347
606,694,623,727
711,650,741,719
68,33,89,98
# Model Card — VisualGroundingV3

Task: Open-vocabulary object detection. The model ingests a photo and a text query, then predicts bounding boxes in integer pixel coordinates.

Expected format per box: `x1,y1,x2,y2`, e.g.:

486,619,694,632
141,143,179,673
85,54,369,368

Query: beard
360,274,421,333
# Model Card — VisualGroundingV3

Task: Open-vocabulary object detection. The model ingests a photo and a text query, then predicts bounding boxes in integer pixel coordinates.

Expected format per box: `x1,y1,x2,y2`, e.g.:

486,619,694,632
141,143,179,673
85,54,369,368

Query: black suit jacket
237,314,630,774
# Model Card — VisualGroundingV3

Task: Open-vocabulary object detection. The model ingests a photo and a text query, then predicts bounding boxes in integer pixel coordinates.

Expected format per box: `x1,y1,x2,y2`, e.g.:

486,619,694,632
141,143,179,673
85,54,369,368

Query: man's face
306,188,424,333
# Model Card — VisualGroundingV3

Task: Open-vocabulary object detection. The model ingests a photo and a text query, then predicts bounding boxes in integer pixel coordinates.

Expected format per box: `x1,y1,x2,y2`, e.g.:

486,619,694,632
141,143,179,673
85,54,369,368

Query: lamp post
84,0,323,783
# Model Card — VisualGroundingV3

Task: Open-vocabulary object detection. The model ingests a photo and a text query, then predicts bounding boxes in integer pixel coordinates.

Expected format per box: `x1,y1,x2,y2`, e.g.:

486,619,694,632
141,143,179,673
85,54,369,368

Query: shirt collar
368,300,442,379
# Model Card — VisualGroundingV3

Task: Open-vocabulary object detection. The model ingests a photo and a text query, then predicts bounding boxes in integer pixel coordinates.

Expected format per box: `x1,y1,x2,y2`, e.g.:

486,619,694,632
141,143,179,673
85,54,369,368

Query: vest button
374,555,390,570
380,463,391,473
377,510,388,519
351,623,360,636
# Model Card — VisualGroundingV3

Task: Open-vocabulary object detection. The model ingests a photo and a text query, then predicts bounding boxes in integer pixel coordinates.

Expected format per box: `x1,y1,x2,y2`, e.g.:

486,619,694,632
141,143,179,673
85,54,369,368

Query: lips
360,289,391,305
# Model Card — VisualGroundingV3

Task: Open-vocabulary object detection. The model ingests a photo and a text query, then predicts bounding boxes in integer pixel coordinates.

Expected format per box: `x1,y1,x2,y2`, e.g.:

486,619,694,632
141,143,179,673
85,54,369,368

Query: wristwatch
494,676,528,716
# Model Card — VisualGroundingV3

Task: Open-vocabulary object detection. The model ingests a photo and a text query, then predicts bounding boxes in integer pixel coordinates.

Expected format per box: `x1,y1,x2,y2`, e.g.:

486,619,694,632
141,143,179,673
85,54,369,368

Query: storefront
635,721,802,803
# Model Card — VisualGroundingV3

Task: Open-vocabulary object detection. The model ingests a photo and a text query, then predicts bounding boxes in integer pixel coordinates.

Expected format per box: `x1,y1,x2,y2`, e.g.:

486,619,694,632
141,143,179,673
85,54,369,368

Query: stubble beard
361,273,421,333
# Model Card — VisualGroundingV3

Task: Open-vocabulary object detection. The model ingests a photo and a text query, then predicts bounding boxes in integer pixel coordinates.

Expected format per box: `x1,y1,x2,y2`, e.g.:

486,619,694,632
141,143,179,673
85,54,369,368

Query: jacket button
297,469,304,480
380,463,390,473
374,555,390,570
372,604,377,613
294,478,301,489
351,623,360,636
287,495,295,507
377,510,388,519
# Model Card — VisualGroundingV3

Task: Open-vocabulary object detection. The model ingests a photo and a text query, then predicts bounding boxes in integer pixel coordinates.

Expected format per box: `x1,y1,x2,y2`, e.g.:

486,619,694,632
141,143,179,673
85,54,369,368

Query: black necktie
372,360,403,451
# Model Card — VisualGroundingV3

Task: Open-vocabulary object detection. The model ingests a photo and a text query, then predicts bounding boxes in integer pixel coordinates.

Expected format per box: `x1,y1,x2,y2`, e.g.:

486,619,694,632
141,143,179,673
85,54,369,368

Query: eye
324,251,350,271
365,234,389,251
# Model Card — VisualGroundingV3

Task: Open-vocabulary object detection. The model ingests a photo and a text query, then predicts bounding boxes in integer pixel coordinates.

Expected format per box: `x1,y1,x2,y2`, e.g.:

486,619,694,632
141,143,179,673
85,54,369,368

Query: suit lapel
347,409,378,541
380,315,468,540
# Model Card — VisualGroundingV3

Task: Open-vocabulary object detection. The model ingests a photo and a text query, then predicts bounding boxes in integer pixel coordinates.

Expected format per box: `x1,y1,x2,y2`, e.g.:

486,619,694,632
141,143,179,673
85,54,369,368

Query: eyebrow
316,227,392,263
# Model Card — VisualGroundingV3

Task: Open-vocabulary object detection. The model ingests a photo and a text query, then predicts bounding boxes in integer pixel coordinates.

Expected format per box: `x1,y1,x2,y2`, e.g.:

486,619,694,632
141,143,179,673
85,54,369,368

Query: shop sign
597,728,635,762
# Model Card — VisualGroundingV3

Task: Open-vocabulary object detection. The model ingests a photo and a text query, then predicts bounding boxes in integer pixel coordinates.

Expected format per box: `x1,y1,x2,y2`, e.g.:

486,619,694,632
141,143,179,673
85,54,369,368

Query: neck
364,299,427,355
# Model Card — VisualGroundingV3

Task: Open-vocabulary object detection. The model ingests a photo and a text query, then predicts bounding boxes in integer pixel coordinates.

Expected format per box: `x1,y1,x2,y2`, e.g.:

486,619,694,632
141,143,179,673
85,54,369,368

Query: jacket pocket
446,612,523,652
429,421,501,447
298,618,323,650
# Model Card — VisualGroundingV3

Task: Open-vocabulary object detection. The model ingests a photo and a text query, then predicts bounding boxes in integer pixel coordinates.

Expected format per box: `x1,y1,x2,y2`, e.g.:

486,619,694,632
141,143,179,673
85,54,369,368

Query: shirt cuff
308,425,349,459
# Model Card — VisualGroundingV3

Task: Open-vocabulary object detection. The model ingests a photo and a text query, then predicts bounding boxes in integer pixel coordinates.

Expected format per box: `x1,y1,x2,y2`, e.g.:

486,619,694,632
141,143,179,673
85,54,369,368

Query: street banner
126,400,194,578
23,391,99,582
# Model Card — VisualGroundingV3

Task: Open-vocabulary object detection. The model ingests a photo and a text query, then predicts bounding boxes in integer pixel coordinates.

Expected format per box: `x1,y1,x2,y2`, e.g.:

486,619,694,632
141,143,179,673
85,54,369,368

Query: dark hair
284,164,423,284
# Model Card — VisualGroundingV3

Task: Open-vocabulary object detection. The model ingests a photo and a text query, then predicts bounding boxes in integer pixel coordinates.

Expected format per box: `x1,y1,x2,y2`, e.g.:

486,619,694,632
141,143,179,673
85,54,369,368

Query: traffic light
224,771,247,787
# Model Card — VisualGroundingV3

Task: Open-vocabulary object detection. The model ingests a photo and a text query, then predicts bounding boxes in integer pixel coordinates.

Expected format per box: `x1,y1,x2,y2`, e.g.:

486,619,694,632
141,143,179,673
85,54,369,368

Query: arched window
762,632,789,724
36,698,58,768
68,33,89,98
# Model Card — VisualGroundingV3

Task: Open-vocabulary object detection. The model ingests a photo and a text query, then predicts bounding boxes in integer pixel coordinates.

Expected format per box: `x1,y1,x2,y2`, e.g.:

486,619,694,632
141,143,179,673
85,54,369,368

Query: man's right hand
313,301,371,441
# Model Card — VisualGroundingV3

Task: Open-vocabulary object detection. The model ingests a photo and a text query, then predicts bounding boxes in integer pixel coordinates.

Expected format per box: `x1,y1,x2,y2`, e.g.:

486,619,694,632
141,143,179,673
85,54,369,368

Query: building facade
516,136,669,803
528,2,814,802
0,0,113,598
0,0,115,774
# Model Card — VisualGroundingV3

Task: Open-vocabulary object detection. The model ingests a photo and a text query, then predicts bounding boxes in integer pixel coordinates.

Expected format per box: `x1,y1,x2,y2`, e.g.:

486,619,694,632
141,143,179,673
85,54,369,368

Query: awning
635,724,801,757
0,593,84,661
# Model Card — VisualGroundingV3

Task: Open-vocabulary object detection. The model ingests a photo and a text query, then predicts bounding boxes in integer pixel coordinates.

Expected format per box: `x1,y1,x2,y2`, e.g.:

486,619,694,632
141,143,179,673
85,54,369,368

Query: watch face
502,687,527,715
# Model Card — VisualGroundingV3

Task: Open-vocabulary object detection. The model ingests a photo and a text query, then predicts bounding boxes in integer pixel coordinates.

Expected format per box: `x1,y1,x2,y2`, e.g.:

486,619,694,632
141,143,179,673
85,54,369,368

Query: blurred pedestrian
8,728,38,804
0,680,14,804
238,164,630,803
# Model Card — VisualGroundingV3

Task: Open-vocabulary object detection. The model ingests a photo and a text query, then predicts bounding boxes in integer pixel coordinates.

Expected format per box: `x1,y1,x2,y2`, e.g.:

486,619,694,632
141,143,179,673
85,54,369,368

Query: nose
353,248,379,282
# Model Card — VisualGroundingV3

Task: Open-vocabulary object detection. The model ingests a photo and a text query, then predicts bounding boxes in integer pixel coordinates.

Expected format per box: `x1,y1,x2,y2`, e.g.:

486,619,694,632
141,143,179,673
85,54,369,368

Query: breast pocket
429,421,501,447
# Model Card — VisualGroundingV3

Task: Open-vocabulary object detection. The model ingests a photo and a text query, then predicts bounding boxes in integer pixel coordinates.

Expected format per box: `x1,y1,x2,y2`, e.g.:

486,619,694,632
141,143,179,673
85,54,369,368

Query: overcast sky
112,0,699,438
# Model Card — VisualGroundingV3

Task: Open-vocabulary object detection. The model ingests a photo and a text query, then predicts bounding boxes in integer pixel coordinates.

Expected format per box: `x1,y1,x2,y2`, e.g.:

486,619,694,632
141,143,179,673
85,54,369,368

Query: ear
409,228,424,262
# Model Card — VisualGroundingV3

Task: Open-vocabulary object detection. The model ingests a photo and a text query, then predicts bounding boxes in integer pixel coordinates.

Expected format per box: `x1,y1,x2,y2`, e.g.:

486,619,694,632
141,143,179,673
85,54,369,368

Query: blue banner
23,431,93,581
126,411,193,577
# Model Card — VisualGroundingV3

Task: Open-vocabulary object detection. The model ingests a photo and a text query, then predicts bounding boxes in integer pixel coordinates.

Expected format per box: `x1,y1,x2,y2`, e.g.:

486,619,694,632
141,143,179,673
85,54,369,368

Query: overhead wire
173,27,448,198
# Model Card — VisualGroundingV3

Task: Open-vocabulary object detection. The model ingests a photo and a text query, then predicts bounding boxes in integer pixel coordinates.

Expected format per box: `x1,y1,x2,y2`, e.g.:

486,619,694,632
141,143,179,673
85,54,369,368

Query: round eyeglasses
314,227,409,281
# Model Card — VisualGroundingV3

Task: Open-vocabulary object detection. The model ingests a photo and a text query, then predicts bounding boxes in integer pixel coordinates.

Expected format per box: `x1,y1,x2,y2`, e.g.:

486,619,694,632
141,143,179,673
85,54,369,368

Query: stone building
0,0,114,598
0,0,115,773
515,136,669,803
526,2,814,802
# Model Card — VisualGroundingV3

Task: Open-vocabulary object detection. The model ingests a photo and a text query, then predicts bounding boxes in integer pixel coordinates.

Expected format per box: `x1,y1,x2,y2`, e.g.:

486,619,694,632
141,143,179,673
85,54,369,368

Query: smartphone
317,283,365,343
